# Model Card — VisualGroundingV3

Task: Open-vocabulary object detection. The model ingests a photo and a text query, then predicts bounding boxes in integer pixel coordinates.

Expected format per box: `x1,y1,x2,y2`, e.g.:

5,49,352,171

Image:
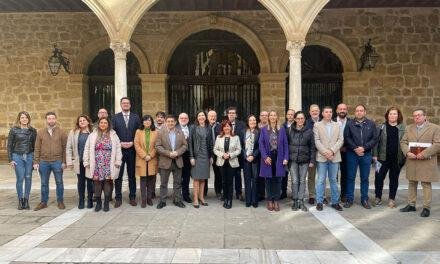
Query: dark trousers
140,176,155,201
78,161,93,202
339,151,347,198
94,179,113,200
181,151,191,199
221,162,236,201
115,148,136,201
243,161,258,204
281,172,288,195
256,176,265,200
265,177,282,201
213,160,222,195
375,159,402,200
234,166,243,196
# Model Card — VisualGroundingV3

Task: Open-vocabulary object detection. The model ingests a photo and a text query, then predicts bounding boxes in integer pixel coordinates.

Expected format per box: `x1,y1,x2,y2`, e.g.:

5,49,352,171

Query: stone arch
278,33,358,73
156,16,271,74
73,36,151,74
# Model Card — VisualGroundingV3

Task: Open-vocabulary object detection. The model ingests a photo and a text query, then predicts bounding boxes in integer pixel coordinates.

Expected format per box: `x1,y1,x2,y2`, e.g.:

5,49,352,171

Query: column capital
110,42,130,59
286,40,305,58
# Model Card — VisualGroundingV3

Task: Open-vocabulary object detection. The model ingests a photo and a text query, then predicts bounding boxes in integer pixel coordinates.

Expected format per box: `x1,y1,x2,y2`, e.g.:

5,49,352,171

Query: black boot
87,197,93,209
95,198,102,212
18,198,23,210
78,198,85,209
226,199,232,209
23,198,30,210
103,198,110,212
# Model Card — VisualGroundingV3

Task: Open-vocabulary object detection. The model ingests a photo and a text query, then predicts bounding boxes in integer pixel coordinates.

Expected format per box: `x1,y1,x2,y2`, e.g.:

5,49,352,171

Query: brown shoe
57,201,65,210
361,200,372,209
267,201,274,211
147,198,153,206
129,199,137,206
34,202,47,211
141,200,146,208
274,202,280,212
114,200,122,208
308,198,315,205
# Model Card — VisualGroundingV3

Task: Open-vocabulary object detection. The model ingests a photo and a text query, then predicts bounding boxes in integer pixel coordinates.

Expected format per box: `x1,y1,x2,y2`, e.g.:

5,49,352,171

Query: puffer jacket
7,126,37,162
288,126,315,164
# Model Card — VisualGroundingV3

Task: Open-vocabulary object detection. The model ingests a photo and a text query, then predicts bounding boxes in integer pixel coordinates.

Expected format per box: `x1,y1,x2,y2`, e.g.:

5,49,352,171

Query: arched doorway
88,49,142,121
286,45,343,113
167,29,260,120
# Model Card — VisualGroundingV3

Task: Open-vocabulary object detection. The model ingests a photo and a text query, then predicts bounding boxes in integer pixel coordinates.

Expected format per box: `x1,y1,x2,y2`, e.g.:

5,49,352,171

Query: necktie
124,114,129,128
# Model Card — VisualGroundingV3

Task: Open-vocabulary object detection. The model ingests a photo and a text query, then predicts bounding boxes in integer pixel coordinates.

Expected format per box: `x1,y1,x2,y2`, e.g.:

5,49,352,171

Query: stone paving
0,164,439,263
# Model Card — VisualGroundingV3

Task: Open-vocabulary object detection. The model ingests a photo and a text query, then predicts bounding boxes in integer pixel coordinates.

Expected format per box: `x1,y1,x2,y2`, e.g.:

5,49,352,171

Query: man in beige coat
155,115,188,209
400,109,440,217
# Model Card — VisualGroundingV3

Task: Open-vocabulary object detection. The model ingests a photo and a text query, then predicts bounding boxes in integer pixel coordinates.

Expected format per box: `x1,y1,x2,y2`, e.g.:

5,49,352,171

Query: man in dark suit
227,106,245,201
208,110,221,199
176,112,193,203
155,115,188,209
111,97,140,207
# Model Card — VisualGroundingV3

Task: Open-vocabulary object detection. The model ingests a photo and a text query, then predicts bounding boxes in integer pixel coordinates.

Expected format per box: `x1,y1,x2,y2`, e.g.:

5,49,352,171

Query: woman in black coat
242,115,260,208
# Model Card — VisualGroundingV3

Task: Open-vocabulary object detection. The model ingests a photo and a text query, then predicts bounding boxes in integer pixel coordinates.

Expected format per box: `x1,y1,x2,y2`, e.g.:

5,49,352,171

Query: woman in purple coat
259,111,289,211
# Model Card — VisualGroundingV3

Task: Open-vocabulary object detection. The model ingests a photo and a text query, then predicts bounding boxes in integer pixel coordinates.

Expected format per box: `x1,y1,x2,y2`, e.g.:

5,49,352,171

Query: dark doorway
88,49,142,121
286,45,343,113
167,29,260,121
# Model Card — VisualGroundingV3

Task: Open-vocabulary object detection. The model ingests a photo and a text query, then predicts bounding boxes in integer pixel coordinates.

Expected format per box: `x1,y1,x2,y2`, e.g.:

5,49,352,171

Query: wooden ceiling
0,0,439,12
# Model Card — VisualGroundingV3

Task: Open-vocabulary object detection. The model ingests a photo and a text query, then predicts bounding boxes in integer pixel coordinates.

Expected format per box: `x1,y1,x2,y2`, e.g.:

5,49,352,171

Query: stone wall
0,12,107,134
309,8,440,124
1,7,439,136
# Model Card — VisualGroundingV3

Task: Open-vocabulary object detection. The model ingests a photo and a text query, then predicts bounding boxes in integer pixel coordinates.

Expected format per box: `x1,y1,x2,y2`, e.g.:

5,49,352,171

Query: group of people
7,97,440,217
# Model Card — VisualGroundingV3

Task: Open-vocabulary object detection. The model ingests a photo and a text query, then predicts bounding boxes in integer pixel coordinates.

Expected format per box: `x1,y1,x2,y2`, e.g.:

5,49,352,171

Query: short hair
286,108,295,114
165,114,176,121
412,108,426,115
227,107,237,113
355,104,367,111
45,111,56,118
219,119,234,137
322,106,333,112
156,111,166,118
15,111,31,127
309,104,320,111
384,107,403,124
294,111,306,119
75,114,93,132
139,115,156,131
120,97,130,103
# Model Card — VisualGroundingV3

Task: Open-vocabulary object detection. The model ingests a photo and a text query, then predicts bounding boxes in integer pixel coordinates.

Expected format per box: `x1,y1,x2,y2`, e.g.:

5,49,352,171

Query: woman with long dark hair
7,111,37,210
83,117,122,212
66,114,94,209
242,114,260,208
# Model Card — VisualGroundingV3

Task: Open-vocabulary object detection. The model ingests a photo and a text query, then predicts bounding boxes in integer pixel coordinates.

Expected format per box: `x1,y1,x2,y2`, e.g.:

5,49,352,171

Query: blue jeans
346,151,372,202
39,160,64,203
12,153,33,199
316,161,340,205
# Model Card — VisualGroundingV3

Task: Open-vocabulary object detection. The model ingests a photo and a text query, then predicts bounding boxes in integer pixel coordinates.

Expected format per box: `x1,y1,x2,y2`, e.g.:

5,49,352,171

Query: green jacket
373,123,406,165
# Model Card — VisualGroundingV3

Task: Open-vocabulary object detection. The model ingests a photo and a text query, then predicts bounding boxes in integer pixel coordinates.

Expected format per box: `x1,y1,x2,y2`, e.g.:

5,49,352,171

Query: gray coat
188,125,213,159
288,126,315,164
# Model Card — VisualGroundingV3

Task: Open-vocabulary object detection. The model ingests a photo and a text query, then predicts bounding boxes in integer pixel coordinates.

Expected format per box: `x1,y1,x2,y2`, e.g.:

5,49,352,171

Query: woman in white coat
83,117,122,212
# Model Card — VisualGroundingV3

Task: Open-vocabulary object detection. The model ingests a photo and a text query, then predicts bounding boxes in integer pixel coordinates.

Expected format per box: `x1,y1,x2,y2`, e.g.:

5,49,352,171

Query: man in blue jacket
343,104,378,209
112,97,141,207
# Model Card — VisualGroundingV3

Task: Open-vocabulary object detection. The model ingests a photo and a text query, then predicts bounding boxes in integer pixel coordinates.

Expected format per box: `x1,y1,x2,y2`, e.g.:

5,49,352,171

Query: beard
337,112,347,118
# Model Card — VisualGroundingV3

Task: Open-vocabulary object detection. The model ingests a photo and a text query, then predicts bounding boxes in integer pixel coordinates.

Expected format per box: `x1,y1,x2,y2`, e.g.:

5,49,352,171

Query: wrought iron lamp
359,39,379,71
48,44,70,76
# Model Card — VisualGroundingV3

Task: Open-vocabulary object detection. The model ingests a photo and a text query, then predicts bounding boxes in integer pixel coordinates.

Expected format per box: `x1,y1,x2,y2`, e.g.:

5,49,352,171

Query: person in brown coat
155,115,188,209
400,109,440,217
134,115,158,208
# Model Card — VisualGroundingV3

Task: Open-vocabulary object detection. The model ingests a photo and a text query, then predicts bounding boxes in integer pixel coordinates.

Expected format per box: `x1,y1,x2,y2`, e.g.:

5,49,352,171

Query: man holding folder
400,109,440,217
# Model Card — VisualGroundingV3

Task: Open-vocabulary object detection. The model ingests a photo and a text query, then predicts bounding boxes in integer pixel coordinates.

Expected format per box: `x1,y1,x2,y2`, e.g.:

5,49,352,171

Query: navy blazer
111,112,141,143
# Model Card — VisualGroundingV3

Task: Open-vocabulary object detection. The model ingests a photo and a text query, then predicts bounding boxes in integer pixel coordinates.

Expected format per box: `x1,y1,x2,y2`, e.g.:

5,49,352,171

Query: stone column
286,40,305,111
110,42,130,113
138,74,168,115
